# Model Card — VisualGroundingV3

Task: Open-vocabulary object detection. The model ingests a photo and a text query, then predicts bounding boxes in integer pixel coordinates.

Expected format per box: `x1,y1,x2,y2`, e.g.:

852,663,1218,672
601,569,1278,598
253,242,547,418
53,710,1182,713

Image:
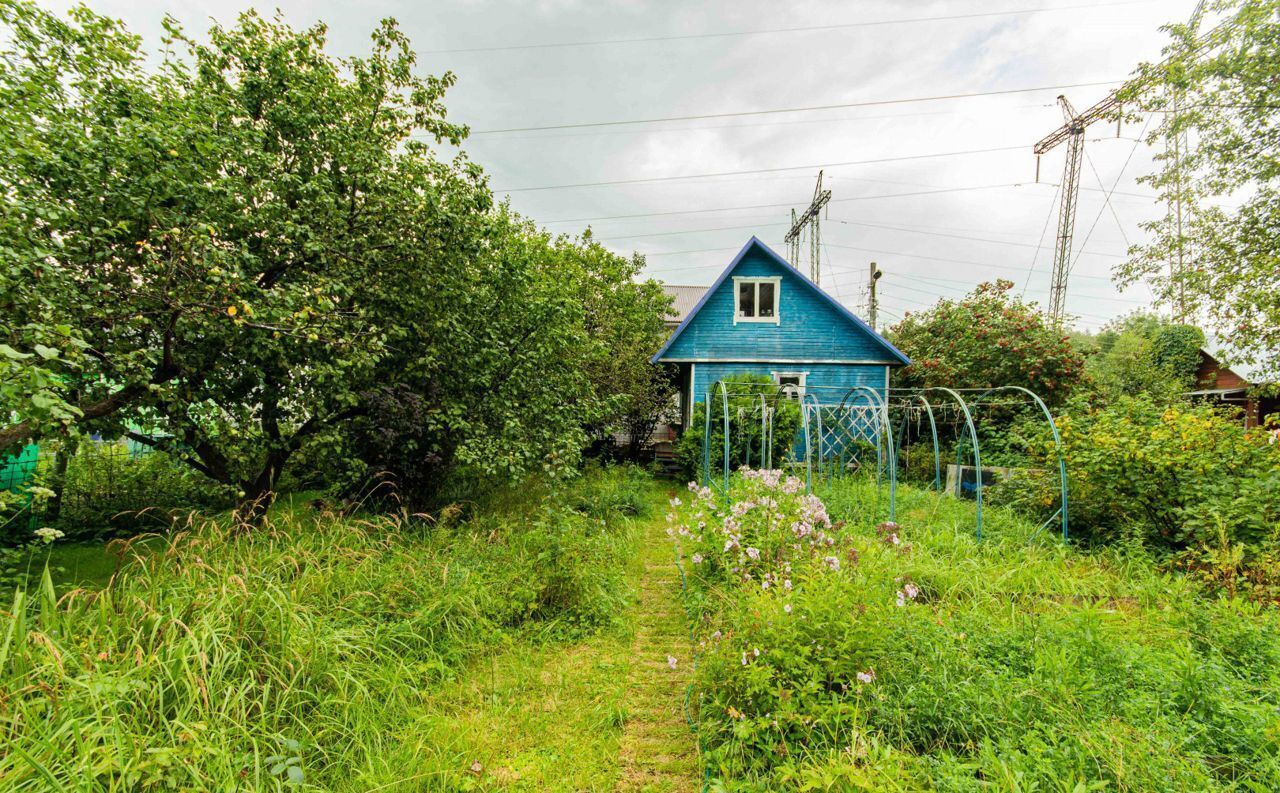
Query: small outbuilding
1189,348,1278,430
653,237,910,429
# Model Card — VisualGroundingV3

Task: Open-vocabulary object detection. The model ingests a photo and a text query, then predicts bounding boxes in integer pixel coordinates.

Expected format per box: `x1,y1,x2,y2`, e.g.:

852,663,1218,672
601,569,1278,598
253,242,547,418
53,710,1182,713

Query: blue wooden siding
690,362,887,408
662,246,899,363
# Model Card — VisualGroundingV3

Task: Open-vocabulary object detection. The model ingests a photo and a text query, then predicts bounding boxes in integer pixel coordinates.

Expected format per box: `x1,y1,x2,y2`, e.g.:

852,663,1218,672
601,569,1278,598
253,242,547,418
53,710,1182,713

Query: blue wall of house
689,362,888,408
662,247,900,364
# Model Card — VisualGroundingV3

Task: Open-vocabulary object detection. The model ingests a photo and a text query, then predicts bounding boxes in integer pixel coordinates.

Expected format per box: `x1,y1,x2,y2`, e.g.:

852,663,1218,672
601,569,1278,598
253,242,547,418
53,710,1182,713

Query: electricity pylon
784,171,831,285
1033,2,1222,326
1035,95,1091,325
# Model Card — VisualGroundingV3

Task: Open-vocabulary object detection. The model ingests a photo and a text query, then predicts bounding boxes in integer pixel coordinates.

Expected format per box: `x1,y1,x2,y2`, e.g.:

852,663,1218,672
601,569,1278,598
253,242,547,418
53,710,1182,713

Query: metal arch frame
828,388,883,481
833,384,897,521
701,380,732,495
891,392,942,492
920,386,985,540
969,385,1070,541
800,392,825,494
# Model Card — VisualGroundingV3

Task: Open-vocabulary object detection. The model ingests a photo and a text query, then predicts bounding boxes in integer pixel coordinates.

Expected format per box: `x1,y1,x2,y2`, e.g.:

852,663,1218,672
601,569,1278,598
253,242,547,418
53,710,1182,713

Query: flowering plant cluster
667,467,852,592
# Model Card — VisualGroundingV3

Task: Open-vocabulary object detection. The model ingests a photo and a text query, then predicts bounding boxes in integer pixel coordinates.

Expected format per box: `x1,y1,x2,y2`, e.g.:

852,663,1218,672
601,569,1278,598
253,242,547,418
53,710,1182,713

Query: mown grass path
398,496,700,792
615,514,701,793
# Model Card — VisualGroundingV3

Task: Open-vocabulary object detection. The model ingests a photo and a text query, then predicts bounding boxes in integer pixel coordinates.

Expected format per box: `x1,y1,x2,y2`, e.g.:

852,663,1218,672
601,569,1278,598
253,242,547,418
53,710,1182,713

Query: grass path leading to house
389,495,700,792
616,514,701,793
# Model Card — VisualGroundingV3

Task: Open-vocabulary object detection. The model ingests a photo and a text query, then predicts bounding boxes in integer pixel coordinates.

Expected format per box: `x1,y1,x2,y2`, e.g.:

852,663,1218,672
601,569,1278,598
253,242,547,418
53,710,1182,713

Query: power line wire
467,81,1122,135
541,180,1155,223
417,1,1155,55
494,148,1027,192
832,217,1127,258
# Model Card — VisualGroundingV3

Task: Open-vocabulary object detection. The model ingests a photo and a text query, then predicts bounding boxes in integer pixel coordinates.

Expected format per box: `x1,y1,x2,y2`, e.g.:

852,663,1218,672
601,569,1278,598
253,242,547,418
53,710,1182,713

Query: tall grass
0,465,652,791
684,475,1280,791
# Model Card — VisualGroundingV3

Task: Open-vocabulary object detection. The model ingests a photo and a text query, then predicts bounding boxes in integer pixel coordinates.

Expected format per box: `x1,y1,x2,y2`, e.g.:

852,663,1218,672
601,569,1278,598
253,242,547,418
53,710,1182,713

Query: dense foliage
0,2,669,516
887,281,1085,406
1076,313,1207,403
674,374,802,481
0,466,651,789
1001,395,1280,596
672,473,1280,790
1118,0,1280,379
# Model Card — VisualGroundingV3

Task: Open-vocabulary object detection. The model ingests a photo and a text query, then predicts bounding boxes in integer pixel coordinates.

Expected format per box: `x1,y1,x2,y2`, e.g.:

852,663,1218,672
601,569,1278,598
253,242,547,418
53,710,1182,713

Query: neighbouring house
1188,348,1279,429
652,237,910,432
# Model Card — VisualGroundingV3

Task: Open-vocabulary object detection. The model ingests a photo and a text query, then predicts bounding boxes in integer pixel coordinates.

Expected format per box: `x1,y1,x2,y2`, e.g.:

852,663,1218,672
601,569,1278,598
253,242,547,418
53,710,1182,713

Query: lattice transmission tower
784,170,831,284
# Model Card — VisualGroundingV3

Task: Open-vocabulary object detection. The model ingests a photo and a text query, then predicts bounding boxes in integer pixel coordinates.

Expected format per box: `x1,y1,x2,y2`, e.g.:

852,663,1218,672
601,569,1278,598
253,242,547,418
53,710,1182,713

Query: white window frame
771,370,807,400
732,276,782,325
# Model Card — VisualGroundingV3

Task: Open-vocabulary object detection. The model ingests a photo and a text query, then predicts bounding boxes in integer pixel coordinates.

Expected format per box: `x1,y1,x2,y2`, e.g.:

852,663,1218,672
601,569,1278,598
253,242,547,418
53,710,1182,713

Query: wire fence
1,437,231,544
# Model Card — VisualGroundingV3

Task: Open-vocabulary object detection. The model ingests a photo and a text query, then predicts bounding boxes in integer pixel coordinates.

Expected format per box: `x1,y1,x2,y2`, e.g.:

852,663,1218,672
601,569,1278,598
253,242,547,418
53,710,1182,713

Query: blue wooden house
653,237,910,429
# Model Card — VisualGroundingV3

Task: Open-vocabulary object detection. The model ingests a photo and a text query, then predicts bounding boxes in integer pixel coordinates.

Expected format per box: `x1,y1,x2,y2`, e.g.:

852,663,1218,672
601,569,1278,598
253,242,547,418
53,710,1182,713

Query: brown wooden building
1188,349,1278,429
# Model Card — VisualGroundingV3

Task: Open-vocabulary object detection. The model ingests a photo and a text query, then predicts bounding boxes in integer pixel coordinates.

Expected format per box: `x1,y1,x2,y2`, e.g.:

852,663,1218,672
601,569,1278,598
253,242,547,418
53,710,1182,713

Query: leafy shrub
669,469,849,596
675,477,1280,790
888,280,1085,407
1007,396,1280,553
675,374,802,481
0,468,642,788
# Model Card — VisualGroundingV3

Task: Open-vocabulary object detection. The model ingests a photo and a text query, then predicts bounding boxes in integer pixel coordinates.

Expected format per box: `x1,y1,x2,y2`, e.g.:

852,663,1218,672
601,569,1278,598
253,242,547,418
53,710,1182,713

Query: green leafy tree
887,281,1085,406
1117,0,1280,379
0,3,667,515
1083,312,1206,401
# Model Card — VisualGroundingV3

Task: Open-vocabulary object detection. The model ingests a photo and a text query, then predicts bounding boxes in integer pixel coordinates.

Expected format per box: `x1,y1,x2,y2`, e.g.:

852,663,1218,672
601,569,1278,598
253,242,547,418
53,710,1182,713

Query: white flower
745,546,760,560
823,555,840,571
669,496,682,507
667,654,678,670
783,603,792,613
33,527,65,543
857,669,875,684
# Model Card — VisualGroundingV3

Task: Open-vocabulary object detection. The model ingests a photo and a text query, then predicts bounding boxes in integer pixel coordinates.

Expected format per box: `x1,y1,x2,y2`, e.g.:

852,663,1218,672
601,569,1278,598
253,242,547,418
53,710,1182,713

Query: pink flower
823,556,841,571
856,670,875,684
745,546,761,560
691,553,704,565
667,655,678,670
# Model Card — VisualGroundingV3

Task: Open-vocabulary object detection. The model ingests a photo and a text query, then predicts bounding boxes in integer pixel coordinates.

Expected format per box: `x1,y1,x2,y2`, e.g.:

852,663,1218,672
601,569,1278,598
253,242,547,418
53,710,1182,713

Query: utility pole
1168,0,1207,324
784,170,832,285
868,261,882,332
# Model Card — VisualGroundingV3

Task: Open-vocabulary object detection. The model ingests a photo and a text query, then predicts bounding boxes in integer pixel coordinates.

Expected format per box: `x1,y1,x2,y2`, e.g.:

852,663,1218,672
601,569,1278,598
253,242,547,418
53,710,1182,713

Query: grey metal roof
661,284,708,324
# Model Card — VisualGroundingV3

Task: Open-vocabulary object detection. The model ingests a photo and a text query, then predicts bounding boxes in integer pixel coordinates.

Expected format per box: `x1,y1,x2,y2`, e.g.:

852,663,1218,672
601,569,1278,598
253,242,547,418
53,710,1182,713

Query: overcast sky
46,0,1202,330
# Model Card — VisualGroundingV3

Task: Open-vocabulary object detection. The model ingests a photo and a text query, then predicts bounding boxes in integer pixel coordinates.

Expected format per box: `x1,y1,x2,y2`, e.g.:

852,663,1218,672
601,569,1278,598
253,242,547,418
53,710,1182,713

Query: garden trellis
698,380,1070,541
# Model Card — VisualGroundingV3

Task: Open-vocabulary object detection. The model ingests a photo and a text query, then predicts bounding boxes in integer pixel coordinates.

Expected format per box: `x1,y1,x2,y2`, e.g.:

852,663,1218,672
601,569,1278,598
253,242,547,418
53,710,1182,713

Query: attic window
733,277,781,324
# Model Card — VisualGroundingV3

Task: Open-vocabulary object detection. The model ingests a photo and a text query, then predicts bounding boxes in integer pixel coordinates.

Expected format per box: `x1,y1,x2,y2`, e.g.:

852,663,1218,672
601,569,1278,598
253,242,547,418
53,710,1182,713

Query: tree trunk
44,436,78,523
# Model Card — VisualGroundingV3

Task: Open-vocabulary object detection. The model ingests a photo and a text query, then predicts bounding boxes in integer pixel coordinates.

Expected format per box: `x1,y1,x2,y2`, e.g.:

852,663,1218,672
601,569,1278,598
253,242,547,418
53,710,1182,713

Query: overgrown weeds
0,465,650,790
672,472,1280,791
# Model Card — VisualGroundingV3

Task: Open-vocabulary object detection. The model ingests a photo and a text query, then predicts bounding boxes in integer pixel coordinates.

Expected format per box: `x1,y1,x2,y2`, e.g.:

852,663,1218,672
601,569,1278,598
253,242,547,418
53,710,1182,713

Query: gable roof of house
651,236,910,365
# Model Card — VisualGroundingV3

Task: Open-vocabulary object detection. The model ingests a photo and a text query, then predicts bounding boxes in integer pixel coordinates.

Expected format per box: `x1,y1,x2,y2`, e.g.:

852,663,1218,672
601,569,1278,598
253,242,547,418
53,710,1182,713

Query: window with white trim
772,371,807,400
733,277,780,323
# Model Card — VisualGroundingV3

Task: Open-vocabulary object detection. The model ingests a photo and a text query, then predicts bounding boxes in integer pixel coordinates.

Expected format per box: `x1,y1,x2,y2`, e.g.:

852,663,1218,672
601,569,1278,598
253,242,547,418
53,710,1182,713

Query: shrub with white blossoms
668,467,851,591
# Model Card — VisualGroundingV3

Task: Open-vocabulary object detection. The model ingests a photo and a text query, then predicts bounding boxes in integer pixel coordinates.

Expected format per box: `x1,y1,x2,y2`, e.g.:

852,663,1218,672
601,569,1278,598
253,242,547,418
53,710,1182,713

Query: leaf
286,765,304,784
33,344,59,360
0,344,32,360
